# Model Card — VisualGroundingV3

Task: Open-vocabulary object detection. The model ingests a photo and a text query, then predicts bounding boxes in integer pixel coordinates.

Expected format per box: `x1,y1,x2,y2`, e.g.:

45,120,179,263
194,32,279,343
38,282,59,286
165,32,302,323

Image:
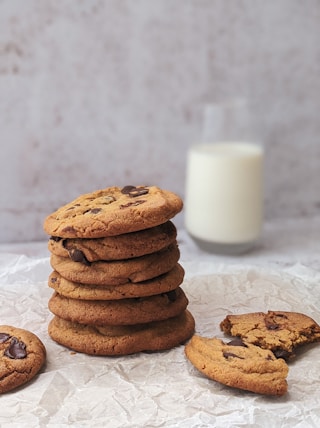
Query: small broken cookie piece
220,311,320,360
0,325,46,394
185,335,288,396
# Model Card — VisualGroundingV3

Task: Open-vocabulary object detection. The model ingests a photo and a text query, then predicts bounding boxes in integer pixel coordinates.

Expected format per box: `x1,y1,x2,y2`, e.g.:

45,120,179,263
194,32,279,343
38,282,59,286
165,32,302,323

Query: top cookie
44,185,183,238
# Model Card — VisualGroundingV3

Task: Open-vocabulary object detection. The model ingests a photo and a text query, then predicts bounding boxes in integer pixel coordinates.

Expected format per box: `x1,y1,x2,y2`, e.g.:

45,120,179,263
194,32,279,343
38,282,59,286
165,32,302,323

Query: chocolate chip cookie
48,221,177,262
220,311,320,360
48,264,185,300
0,326,46,394
48,310,195,355
44,185,183,238
48,287,188,326
50,243,180,286
185,335,288,396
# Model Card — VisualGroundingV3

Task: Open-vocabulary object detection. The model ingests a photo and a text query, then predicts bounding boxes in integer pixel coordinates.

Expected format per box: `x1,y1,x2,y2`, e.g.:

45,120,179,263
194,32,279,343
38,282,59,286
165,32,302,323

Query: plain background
0,0,319,243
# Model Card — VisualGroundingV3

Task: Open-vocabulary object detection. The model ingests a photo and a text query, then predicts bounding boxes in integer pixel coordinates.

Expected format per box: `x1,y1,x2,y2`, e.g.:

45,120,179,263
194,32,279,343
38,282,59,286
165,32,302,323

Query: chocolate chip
223,351,245,359
69,249,91,266
121,185,136,194
121,186,149,197
273,349,292,360
265,321,280,330
61,226,77,234
166,290,177,302
89,208,102,214
66,203,81,211
50,236,62,242
274,312,288,318
4,337,27,359
227,338,247,347
0,333,11,343
128,188,149,197
119,200,146,209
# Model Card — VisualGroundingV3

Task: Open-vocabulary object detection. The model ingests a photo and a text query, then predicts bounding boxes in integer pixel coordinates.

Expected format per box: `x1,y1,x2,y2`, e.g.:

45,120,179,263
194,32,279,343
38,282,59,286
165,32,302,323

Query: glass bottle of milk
185,99,264,254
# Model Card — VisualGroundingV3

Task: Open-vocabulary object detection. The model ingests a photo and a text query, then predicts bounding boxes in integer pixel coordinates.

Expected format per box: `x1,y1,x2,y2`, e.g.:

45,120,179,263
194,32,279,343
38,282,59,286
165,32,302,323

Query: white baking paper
0,247,320,427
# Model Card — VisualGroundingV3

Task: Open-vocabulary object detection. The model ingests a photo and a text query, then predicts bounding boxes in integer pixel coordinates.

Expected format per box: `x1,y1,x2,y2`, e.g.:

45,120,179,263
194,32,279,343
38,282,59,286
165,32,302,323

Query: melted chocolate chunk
121,186,149,197
265,320,280,330
166,290,177,302
88,208,102,214
4,337,27,359
227,338,247,347
119,200,146,209
273,349,292,360
50,236,62,242
62,226,77,234
274,313,288,318
69,248,91,266
121,185,136,194
0,333,11,343
129,188,149,197
265,312,288,330
223,351,245,359
66,204,81,211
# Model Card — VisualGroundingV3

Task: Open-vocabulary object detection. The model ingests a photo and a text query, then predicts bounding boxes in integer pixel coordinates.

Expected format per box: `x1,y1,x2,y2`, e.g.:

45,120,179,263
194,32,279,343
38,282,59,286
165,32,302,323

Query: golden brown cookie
0,326,46,394
185,335,288,396
50,243,180,286
48,287,188,326
48,264,185,300
48,310,195,355
43,185,183,238
48,221,177,262
220,311,320,360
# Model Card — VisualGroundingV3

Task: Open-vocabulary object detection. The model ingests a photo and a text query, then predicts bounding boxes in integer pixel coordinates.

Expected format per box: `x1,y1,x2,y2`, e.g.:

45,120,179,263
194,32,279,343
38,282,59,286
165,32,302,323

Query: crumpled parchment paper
0,250,320,428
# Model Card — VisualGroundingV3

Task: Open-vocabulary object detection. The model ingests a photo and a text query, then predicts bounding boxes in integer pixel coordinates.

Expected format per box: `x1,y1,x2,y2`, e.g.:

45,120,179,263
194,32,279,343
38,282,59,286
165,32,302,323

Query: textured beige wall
0,0,319,242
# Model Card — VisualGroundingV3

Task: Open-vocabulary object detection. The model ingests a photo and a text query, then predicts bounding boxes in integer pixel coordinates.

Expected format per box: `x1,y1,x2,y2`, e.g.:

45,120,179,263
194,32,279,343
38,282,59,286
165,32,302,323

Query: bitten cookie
48,310,195,355
0,326,46,394
48,287,188,326
50,243,180,286
220,311,320,360
44,185,183,238
48,264,185,300
48,221,177,262
185,335,288,396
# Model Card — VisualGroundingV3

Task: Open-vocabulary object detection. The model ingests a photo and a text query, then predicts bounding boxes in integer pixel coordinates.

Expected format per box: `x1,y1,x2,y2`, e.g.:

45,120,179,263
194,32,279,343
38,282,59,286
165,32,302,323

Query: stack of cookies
43,185,195,356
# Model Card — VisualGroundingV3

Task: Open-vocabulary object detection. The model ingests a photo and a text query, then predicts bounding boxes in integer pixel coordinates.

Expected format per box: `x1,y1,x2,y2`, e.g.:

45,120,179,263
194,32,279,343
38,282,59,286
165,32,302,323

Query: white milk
185,142,263,253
